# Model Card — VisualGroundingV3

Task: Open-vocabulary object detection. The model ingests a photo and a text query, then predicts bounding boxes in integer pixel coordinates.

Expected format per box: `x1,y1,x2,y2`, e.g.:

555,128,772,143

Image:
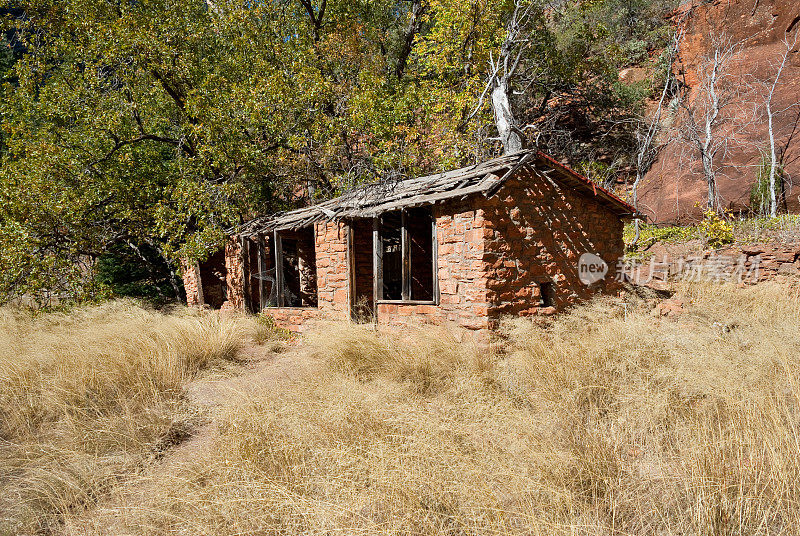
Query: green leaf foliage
0,0,675,305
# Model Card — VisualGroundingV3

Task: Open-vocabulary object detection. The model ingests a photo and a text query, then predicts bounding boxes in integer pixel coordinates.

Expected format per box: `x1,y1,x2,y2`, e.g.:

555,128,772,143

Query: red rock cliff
639,0,800,223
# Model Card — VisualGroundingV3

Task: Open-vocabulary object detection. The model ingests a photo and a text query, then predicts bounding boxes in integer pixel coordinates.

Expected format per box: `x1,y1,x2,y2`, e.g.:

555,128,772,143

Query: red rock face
639,0,800,223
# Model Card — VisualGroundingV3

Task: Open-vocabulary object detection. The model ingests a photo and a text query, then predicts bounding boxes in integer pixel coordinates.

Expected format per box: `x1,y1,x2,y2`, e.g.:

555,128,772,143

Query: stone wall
258,221,347,330
744,244,800,279
634,241,800,287
260,179,625,332
256,222,347,327
181,259,202,307
221,238,245,312
314,220,350,320
261,202,496,333
480,169,625,320
371,174,625,330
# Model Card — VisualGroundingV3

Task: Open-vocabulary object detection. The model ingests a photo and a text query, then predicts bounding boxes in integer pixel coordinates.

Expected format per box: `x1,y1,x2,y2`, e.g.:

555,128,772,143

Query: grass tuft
0,300,249,533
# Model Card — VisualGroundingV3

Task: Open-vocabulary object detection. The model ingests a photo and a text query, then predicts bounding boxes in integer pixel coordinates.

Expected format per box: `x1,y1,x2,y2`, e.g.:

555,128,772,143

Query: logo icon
578,253,608,285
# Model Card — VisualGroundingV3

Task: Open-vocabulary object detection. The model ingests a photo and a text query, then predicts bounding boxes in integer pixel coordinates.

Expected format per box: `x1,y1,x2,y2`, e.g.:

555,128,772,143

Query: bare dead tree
470,0,537,154
630,26,684,245
673,33,746,212
759,29,799,217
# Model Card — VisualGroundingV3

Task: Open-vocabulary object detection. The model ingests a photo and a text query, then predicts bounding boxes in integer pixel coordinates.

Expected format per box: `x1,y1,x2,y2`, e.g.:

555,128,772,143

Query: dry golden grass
52,282,799,536
0,301,249,534
4,283,800,535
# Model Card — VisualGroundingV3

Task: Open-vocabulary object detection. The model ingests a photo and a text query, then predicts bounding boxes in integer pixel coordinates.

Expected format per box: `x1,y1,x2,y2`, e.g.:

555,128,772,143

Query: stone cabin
182,150,637,333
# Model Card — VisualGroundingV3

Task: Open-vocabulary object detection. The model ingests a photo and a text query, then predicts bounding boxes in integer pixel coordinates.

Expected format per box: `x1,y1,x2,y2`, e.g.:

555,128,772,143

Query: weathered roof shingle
237,149,637,237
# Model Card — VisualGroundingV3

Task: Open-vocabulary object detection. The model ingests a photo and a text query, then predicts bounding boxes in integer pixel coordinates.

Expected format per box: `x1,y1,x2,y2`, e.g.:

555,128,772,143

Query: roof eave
533,151,639,217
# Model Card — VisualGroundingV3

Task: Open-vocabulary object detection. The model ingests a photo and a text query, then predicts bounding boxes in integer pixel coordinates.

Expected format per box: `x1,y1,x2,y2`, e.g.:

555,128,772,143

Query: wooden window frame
257,234,268,310
264,229,319,310
373,209,439,306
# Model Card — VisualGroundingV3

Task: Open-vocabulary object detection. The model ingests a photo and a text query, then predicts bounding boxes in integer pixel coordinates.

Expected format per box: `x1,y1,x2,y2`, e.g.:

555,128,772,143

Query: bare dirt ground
65,339,313,535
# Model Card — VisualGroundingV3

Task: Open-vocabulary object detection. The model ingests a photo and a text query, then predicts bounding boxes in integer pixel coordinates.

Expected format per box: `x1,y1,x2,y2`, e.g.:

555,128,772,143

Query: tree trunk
767,101,778,217
395,0,424,79
701,152,717,211
491,80,523,154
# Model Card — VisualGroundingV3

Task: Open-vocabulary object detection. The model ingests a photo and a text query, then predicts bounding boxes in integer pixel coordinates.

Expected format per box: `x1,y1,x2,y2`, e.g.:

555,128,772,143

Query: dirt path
65,339,314,535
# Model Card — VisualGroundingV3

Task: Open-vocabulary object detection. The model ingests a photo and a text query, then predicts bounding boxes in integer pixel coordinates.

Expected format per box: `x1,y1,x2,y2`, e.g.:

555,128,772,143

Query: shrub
254,312,291,345
699,208,734,248
749,156,784,216
624,222,699,254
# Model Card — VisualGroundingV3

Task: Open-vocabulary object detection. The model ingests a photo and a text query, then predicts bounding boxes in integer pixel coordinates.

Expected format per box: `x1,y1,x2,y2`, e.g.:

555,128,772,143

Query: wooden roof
237,150,637,237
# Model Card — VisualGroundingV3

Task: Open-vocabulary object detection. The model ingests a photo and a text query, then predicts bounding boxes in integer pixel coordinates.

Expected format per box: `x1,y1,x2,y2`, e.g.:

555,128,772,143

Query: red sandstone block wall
265,307,321,333
480,169,624,319
314,220,350,320
301,203,492,332
181,259,201,306
372,170,625,329
221,238,245,311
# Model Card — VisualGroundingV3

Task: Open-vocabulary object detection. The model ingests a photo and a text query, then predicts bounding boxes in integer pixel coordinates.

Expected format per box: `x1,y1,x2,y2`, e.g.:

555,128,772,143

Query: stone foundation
262,307,321,333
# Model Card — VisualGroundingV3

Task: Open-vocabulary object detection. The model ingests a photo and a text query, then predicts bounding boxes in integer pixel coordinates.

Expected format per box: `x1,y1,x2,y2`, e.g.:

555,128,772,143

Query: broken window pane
276,228,318,308
281,238,302,306
407,207,434,301
381,211,403,300
378,208,435,302
246,234,276,311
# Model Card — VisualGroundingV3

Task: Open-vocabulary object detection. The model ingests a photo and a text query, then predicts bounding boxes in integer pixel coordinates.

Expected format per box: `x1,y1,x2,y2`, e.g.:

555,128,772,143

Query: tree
755,29,799,217
0,0,678,304
479,1,534,154
0,0,435,304
416,0,675,162
673,34,745,212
